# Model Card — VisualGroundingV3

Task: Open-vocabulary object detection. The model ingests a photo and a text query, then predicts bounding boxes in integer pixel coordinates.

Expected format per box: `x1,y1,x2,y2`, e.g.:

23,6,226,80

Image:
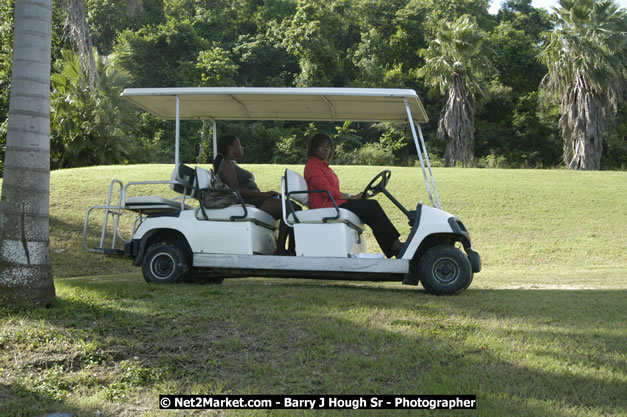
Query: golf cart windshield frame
120,87,441,209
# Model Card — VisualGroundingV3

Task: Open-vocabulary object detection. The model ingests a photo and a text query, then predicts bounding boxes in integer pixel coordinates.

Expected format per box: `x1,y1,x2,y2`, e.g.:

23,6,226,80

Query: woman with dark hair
304,133,403,258
214,135,300,255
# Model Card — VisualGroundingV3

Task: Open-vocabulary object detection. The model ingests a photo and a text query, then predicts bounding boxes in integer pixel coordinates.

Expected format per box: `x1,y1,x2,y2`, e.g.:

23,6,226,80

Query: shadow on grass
3,276,625,417
0,381,73,417
49,213,136,278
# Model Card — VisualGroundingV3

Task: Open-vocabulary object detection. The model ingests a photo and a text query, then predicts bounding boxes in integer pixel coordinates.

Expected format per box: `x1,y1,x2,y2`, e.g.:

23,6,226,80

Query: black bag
202,172,240,209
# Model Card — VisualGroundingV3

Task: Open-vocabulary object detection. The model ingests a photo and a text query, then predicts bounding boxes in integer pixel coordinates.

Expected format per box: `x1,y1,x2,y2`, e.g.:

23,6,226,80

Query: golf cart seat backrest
284,169,310,206
283,169,363,229
194,166,276,228
170,164,196,197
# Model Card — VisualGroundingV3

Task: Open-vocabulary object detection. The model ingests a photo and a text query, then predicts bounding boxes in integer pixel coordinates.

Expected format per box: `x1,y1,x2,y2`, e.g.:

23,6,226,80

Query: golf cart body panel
400,205,457,260
131,209,277,256
83,87,480,294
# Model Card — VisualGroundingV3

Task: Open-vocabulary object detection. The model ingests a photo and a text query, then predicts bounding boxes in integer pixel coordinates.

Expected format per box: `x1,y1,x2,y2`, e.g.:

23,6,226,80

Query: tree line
0,0,625,175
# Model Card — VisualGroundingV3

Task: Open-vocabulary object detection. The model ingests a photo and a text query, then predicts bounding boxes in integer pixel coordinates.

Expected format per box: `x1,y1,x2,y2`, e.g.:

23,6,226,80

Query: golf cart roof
120,87,429,123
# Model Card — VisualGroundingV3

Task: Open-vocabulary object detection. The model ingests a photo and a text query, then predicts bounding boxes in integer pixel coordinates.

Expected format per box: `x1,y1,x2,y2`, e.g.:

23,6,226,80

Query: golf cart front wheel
419,245,473,295
142,242,190,284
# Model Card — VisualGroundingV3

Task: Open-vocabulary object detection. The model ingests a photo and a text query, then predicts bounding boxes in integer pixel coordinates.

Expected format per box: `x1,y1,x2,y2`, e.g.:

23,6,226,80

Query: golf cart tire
142,242,190,284
418,245,473,295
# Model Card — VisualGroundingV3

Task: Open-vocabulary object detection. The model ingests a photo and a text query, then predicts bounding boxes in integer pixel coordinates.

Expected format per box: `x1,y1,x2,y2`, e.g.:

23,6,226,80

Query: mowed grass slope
27,164,627,285
0,165,626,417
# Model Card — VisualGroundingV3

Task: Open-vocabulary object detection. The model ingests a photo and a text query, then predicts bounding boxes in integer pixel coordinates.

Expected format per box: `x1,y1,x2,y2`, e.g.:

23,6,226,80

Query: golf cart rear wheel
419,245,472,295
142,242,190,284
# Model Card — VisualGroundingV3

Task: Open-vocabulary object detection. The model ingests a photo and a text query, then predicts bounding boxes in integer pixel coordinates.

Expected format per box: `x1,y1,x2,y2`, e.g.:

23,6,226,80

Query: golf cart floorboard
193,254,409,281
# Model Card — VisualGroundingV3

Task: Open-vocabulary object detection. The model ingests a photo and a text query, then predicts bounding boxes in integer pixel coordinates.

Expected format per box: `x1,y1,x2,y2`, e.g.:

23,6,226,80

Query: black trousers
340,199,400,258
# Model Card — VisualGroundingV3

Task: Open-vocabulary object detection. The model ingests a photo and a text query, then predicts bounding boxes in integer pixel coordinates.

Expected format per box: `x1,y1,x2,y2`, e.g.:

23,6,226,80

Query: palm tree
0,0,55,307
62,0,141,88
417,16,491,167
538,0,626,170
0,0,139,308
63,0,99,88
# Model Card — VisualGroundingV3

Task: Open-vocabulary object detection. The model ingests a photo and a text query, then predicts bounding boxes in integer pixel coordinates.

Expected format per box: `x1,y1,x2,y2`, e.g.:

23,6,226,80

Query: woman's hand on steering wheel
362,170,391,198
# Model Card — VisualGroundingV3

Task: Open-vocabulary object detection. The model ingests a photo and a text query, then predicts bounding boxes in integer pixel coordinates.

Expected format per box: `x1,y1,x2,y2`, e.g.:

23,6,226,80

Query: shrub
335,142,395,166
476,152,509,168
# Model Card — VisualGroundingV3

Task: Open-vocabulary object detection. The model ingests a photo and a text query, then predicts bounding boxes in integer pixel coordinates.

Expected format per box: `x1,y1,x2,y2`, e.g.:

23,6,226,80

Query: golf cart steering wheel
362,170,391,198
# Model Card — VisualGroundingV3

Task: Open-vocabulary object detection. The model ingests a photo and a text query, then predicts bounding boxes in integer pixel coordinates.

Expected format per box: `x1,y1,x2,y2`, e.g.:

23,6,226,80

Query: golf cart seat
282,169,363,230
124,196,192,214
123,164,196,214
286,206,362,226
194,166,277,229
282,169,366,257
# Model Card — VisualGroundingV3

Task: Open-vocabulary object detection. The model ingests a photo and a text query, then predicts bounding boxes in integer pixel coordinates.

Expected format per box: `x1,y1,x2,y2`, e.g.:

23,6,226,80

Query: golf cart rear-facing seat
124,196,193,214
282,169,366,257
122,164,196,214
82,164,197,255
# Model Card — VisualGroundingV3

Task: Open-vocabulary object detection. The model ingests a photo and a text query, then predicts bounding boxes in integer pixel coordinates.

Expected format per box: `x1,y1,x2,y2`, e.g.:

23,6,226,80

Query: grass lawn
1,165,626,416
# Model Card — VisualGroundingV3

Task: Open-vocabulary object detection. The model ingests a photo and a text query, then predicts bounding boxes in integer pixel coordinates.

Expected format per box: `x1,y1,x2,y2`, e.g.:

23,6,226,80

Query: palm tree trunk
561,72,605,170
64,0,99,88
439,74,475,167
0,0,55,307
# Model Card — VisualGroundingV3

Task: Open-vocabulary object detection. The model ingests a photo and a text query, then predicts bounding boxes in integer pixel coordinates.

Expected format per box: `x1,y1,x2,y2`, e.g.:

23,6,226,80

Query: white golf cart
83,87,480,295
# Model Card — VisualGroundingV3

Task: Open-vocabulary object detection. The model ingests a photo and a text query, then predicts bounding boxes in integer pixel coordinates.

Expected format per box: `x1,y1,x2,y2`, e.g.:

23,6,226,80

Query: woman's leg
285,201,301,252
340,199,401,258
259,198,301,254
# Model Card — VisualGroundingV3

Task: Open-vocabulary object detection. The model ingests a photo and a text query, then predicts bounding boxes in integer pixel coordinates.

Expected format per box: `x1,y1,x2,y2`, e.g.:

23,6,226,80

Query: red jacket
304,157,347,209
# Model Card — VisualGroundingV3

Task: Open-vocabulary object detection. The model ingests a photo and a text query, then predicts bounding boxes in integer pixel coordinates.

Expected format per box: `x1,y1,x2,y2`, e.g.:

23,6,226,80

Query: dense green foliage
0,0,625,175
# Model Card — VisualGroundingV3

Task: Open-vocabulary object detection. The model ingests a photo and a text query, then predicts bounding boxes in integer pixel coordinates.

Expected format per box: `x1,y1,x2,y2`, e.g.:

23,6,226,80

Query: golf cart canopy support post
175,96,180,170
211,118,217,159
403,99,441,209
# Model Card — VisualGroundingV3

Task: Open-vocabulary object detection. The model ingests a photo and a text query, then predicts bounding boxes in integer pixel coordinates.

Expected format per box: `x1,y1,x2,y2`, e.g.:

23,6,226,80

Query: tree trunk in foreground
0,0,55,307
560,72,605,170
439,74,475,167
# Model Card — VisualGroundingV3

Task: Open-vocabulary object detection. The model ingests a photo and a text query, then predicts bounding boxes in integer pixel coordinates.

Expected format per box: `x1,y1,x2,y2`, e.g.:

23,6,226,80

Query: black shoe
390,240,404,258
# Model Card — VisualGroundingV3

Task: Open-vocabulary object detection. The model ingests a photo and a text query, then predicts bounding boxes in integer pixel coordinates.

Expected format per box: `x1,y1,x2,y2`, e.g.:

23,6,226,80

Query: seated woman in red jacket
304,133,403,258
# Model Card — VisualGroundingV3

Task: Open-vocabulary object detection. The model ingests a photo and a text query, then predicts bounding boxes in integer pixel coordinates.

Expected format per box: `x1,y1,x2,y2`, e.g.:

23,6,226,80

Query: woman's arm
306,163,364,201
340,191,365,200
218,162,277,198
